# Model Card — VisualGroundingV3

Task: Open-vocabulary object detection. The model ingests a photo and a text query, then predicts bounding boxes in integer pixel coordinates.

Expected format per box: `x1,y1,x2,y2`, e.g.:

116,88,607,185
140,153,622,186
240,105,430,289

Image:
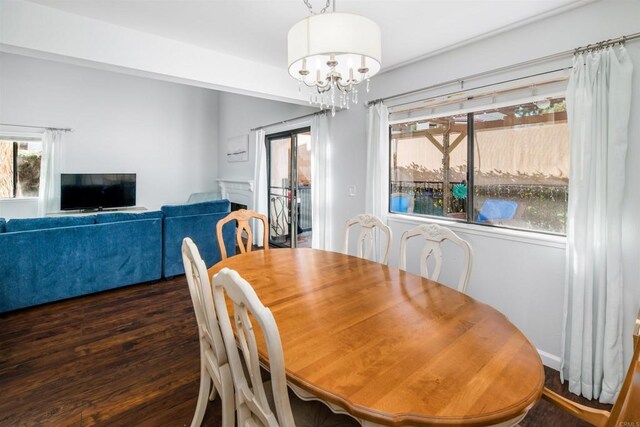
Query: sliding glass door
266,127,311,248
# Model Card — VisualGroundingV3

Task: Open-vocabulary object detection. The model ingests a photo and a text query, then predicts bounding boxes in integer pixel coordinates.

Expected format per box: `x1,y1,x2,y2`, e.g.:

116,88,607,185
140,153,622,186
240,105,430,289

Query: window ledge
387,213,566,249
0,198,38,203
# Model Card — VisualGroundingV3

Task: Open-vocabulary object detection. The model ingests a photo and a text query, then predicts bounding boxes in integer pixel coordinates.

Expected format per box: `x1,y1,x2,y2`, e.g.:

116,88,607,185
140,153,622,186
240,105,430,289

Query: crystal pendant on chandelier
287,1,381,115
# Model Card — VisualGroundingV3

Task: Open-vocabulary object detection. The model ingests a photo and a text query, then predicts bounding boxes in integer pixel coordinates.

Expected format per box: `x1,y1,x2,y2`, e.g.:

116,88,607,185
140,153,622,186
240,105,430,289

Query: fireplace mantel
217,179,254,210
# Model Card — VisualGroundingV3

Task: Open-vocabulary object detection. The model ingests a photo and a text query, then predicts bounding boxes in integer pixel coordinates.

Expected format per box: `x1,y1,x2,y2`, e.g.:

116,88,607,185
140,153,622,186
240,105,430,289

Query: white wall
327,0,640,368
0,52,220,217
0,0,303,104
216,91,316,181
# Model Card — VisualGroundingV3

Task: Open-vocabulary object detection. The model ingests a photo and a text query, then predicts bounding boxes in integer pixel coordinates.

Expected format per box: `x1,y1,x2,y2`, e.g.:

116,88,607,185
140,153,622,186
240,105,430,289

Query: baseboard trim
538,349,562,371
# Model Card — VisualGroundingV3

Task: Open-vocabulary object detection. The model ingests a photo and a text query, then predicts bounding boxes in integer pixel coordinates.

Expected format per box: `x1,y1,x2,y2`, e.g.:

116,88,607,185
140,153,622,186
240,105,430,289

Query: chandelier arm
302,80,324,89
336,80,353,92
316,81,333,93
342,76,362,87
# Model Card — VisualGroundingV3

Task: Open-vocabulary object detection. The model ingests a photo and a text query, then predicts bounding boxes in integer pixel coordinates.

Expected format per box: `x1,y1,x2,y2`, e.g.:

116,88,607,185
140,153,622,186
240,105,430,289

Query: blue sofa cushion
5,215,95,233
477,199,518,222
0,218,5,233
161,200,230,218
96,211,163,224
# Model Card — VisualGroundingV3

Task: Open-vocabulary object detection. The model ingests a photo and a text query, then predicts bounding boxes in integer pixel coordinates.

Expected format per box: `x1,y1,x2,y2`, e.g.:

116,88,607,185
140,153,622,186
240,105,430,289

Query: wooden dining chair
541,310,640,426
399,223,473,293
343,213,393,265
182,238,234,427
211,267,360,427
216,209,269,259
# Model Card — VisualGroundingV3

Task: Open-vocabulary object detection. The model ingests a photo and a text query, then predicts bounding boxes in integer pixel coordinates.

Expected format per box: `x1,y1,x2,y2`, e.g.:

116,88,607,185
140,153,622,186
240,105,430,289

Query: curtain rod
389,67,570,111
366,31,640,108
0,122,73,132
250,109,335,132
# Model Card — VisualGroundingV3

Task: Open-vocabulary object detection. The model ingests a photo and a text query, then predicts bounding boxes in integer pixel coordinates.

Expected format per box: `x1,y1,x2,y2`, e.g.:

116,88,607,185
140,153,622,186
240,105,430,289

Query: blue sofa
0,211,163,313
162,200,236,277
0,200,236,313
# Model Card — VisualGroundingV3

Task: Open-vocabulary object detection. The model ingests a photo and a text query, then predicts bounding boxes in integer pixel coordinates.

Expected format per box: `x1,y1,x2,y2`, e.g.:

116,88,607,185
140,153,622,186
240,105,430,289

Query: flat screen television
61,173,136,211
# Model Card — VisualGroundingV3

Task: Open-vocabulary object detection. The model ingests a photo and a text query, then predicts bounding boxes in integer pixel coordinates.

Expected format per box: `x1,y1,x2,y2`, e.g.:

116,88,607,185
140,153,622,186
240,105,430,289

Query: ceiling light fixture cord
303,0,331,14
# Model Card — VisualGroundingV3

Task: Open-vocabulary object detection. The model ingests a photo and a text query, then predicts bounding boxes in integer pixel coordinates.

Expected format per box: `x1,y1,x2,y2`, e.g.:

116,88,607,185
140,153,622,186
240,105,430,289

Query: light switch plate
348,185,356,196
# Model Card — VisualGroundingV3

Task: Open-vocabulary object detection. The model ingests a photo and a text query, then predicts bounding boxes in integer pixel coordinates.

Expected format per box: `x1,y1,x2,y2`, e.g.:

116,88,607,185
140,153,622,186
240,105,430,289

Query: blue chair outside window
390,194,412,213
477,199,518,222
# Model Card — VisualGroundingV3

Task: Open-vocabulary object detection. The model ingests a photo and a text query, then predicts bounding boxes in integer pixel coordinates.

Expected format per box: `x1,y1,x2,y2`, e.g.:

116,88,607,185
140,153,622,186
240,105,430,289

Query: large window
0,137,43,198
390,97,569,234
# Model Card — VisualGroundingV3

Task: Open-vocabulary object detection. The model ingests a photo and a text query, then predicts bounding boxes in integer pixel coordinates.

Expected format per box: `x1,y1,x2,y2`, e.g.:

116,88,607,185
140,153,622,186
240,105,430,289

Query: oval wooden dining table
208,248,544,427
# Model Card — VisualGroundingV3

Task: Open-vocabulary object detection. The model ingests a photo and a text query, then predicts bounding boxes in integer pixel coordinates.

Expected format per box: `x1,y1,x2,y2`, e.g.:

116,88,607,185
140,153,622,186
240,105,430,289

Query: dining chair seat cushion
263,381,359,427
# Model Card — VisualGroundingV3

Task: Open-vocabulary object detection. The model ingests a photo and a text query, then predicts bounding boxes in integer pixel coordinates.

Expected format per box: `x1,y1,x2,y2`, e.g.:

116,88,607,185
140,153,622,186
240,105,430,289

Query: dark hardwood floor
0,277,221,426
0,277,611,426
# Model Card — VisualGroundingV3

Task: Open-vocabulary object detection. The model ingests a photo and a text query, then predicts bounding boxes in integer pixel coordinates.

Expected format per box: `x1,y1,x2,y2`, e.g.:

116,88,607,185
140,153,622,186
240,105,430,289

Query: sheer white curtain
561,46,634,403
365,103,389,219
311,113,331,250
38,129,63,216
364,102,389,259
252,129,268,246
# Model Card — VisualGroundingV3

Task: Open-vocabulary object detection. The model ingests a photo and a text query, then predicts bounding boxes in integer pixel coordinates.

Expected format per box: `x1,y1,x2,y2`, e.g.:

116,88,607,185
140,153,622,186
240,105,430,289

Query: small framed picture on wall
226,135,249,162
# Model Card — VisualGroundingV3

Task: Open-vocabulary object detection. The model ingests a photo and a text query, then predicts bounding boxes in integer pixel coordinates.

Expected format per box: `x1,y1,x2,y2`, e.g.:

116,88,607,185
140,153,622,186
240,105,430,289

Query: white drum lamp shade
288,12,382,82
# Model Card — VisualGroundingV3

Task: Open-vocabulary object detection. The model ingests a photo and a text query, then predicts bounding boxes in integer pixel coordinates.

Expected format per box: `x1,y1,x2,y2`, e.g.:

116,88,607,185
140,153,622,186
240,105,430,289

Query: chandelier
288,0,382,115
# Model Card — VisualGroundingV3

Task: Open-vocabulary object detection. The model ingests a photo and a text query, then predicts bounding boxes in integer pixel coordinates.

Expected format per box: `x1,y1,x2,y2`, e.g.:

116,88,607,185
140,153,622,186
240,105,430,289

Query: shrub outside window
389,97,569,234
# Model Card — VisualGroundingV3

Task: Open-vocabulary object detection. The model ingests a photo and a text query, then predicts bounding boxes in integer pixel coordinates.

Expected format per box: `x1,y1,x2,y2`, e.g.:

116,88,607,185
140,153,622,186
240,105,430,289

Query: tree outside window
0,138,43,198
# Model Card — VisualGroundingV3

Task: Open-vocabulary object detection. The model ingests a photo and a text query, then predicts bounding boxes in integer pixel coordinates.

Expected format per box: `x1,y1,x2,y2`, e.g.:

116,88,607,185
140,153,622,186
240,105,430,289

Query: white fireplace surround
217,179,254,210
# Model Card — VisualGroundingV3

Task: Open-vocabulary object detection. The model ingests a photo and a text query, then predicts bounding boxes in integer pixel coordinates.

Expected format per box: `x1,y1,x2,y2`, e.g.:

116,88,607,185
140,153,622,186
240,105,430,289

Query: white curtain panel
561,46,634,403
37,129,63,216
311,113,331,250
364,103,390,260
252,129,268,246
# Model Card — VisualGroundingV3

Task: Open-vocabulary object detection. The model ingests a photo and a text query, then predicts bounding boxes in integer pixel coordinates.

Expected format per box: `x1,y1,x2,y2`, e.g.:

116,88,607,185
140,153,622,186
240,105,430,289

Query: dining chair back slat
343,214,392,265
399,224,473,293
216,209,269,260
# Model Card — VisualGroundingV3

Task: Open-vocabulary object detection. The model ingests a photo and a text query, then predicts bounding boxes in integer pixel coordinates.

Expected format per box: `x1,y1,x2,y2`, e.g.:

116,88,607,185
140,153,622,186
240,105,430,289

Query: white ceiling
26,0,585,71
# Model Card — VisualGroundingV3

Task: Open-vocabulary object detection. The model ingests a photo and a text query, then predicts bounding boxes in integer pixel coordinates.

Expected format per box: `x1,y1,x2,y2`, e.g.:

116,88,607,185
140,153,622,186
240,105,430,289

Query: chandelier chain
303,0,331,14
